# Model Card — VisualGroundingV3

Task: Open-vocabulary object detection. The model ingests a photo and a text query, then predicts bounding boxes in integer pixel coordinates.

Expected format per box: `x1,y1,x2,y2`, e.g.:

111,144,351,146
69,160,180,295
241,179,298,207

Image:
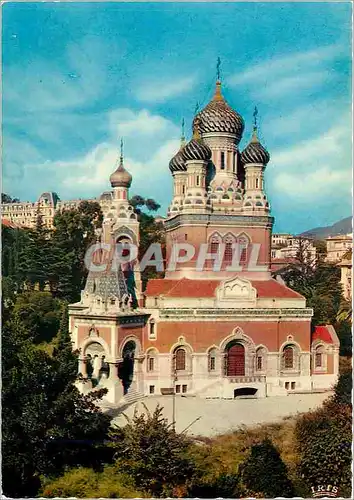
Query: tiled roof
312,325,335,344
145,277,304,299
1,218,19,229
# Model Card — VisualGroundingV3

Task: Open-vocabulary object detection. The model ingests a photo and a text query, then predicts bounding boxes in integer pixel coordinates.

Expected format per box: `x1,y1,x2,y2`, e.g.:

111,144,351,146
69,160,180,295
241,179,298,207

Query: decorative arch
81,335,111,360
219,327,256,352
280,342,301,371
118,335,142,358
114,226,137,245
146,347,159,372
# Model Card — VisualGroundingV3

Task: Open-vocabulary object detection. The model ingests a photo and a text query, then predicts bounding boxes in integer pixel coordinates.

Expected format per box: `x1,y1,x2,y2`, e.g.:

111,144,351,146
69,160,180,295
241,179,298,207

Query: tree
295,374,352,498
50,201,103,301
12,291,63,344
239,438,295,497
138,213,165,289
129,194,161,214
2,305,111,497
109,405,196,497
282,262,342,326
2,192,20,203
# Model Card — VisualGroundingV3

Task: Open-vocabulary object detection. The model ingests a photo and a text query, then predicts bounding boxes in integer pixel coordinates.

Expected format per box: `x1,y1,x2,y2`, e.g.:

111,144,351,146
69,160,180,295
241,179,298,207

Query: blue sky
2,2,352,233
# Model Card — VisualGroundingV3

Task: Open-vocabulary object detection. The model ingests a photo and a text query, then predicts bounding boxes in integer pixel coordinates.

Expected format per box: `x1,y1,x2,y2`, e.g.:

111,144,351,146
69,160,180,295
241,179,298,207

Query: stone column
92,355,102,378
105,362,124,404
78,358,87,378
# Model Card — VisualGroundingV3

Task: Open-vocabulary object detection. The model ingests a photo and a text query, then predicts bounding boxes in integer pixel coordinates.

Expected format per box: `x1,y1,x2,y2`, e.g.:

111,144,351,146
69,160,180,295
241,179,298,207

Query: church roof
145,277,304,299
312,325,338,345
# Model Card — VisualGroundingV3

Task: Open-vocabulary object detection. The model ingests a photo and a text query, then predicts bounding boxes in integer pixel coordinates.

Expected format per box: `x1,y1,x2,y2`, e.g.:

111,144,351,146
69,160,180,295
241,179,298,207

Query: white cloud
228,45,340,87
269,118,352,199
135,75,197,103
3,108,181,210
257,71,332,99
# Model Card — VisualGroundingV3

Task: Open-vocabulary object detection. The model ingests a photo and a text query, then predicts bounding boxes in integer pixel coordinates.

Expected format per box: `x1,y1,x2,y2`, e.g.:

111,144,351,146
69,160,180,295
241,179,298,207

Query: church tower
165,71,273,281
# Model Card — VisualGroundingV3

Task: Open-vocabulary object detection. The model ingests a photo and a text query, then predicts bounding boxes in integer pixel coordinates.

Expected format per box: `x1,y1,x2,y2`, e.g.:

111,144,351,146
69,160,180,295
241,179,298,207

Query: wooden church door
227,343,245,376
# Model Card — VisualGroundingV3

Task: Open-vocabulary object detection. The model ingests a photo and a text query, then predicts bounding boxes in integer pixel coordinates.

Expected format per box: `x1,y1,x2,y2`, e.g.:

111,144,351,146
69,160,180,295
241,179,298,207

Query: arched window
283,345,294,369
148,356,155,372
237,235,249,264
233,152,236,173
315,345,325,368
175,348,186,371
208,348,217,371
196,175,200,186
256,178,259,189
256,347,266,371
225,242,233,263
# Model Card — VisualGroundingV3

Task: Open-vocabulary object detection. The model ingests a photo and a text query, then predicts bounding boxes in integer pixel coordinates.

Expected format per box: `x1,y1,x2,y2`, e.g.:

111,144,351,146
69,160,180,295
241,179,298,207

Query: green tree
50,201,103,301
295,374,352,498
129,194,161,214
239,438,295,497
109,405,196,497
138,213,165,289
2,306,111,497
12,291,63,344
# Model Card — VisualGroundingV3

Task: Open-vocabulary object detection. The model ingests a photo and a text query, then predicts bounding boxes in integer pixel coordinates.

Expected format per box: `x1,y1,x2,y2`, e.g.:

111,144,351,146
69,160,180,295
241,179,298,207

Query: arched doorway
226,342,245,376
118,340,136,395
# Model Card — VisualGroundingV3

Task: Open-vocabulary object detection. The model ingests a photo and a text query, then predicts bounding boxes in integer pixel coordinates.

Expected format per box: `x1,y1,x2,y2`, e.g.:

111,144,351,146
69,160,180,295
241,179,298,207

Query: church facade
69,80,339,404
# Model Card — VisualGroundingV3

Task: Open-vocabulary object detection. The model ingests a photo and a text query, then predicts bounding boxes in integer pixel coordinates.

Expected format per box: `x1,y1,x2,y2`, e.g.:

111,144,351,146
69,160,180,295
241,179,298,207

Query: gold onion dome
110,146,132,188
192,81,245,144
241,128,270,165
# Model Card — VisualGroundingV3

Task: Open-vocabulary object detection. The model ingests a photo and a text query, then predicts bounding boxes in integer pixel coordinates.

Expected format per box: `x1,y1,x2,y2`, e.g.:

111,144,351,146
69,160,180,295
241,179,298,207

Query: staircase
119,386,145,407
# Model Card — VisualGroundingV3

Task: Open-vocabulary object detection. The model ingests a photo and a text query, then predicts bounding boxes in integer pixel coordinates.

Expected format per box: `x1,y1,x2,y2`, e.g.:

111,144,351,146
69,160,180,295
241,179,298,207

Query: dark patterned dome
241,128,270,165
182,138,212,162
193,81,244,144
169,148,186,172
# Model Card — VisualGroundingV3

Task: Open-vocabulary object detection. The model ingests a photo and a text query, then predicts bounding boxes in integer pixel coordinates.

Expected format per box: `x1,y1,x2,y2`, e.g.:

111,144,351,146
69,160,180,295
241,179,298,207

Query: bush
109,404,196,497
40,467,147,498
239,438,295,498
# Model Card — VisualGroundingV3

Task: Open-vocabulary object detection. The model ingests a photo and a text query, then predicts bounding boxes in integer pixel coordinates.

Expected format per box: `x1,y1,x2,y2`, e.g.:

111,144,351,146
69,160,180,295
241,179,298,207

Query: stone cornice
165,213,274,231
159,308,313,320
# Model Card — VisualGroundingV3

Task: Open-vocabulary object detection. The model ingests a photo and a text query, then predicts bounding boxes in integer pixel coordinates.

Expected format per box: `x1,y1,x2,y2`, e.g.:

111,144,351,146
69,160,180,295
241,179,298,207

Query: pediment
216,276,257,303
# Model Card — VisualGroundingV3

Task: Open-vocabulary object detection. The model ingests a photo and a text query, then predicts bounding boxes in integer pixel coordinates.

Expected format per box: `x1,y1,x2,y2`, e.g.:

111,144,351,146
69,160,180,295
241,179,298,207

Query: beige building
338,249,352,301
271,235,317,264
1,192,93,230
325,234,352,263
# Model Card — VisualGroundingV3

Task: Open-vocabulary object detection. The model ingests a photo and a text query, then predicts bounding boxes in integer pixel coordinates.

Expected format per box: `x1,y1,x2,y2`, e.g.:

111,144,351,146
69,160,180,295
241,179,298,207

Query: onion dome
110,144,132,188
192,81,244,144
241,127,270,165
182,119,212,162
169,149,186,172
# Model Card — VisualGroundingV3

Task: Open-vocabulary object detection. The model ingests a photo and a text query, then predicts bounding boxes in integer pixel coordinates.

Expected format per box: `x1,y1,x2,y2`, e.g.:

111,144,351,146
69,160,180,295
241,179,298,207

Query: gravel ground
109,392,330,437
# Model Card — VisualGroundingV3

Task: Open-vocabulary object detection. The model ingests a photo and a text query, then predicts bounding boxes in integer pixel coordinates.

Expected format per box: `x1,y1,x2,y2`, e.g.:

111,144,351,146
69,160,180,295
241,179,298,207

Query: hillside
300,216,352,240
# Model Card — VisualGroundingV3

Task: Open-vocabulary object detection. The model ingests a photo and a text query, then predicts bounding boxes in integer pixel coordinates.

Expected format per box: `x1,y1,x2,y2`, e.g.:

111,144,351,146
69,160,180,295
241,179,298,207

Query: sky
2,2,352,234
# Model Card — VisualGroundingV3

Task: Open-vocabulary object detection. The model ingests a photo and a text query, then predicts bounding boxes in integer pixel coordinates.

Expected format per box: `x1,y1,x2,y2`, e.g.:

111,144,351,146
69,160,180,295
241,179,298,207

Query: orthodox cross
253,106,258,129
216,57,221,81
120,138,124,162
181,117,185,142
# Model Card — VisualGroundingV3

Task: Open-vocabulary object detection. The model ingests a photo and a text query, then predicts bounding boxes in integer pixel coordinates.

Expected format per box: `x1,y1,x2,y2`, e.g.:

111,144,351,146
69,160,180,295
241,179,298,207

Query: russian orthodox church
69,78,339,404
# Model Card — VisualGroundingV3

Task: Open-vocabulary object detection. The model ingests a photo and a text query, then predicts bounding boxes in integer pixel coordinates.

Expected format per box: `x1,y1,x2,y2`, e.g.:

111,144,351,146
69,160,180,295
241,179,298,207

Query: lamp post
172,355,177,431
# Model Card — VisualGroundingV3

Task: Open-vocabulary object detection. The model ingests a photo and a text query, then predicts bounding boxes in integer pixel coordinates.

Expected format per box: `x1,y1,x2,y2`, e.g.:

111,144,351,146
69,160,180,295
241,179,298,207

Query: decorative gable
216,276,257,306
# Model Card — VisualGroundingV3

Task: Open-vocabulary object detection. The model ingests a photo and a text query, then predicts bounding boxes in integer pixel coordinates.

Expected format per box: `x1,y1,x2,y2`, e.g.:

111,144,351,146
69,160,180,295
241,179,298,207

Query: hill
300,216,352,240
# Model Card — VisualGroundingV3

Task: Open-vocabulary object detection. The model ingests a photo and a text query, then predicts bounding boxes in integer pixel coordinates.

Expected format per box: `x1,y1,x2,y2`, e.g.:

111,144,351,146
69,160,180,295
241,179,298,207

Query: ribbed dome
241,128,270,165
110,159,132,188
169,148,186,172
182,138,212,162
193,81,244,144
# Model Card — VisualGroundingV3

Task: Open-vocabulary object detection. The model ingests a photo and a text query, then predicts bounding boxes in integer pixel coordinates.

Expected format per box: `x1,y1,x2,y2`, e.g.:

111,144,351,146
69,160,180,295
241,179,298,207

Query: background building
325,234,352,263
